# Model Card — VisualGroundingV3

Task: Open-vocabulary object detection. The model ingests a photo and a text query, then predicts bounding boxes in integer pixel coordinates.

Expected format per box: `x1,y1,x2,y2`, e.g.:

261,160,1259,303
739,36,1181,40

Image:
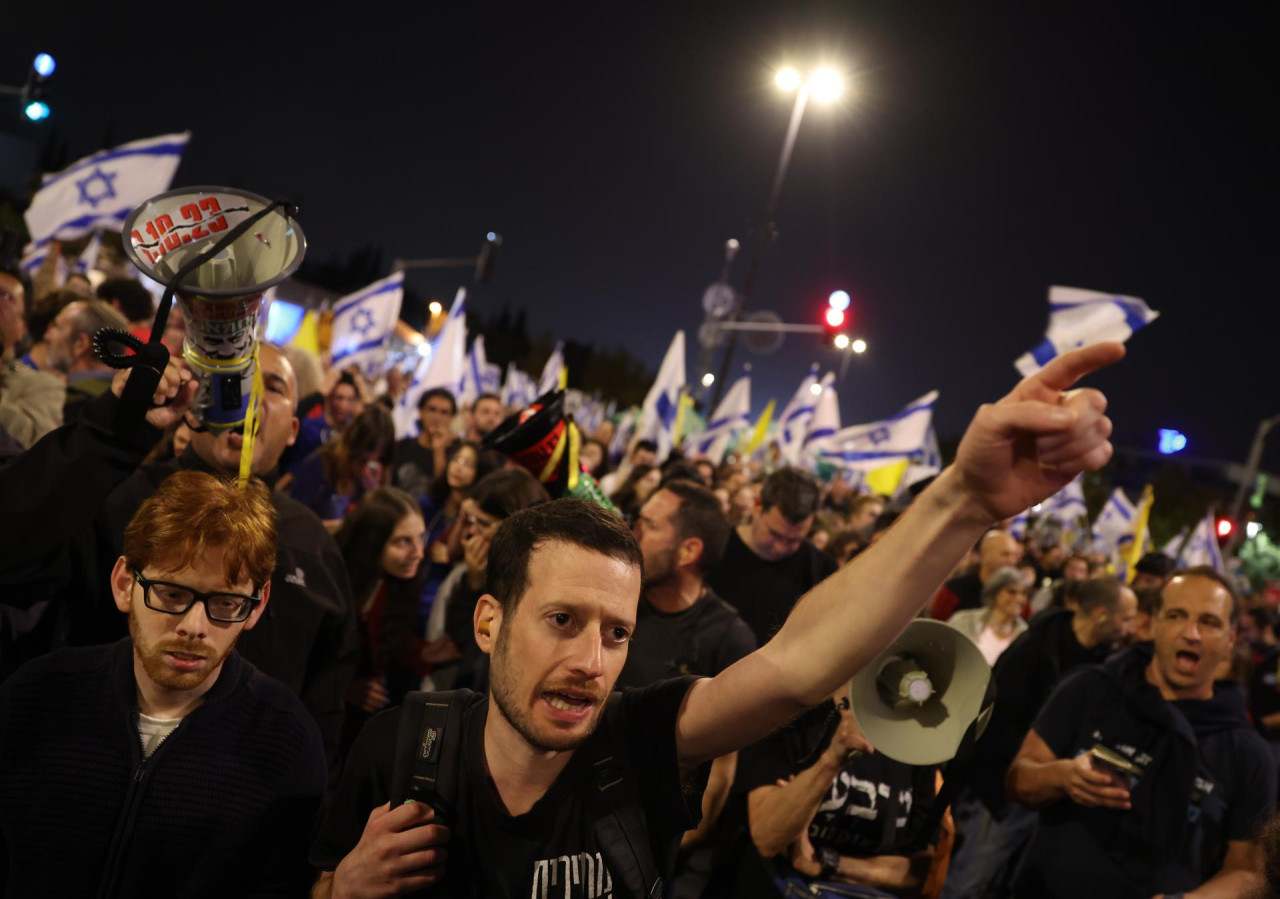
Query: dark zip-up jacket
0,639,326,897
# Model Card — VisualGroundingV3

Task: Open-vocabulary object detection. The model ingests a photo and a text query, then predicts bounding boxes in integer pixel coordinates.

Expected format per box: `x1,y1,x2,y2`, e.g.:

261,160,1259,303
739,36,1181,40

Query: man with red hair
0,470,326,897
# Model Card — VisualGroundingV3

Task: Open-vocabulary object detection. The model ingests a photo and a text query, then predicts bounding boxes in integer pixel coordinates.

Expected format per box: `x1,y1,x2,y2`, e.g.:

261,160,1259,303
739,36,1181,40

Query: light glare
834,334,850,350
828,289,850,311
775,67,802,92
701,373,715,387
34,53,56,77
811,67,844,103
851,338,867,354
809,383,823,396
825,308,845,328
24,101,50,121
428,301,443,316
1247,522,1262,539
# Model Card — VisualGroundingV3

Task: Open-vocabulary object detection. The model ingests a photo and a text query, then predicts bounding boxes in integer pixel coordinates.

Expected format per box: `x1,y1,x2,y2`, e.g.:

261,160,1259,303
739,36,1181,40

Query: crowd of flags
17,130,1228,579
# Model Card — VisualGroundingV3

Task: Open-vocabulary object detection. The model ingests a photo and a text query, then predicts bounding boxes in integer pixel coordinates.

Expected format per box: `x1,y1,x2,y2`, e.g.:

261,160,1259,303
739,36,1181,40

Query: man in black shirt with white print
311,344,1126,898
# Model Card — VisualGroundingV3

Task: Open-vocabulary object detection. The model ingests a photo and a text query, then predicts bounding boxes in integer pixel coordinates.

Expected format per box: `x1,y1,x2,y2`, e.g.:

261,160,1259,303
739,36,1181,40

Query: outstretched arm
676,344,1124,767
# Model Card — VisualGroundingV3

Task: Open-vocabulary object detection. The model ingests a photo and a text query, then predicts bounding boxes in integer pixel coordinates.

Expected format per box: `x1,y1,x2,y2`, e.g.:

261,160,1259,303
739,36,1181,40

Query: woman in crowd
609,462,660,522
579,437,609,481
946,566,1030,666
428,468,551,691
333,487,429,754
415,440,500,633
285,404,395,530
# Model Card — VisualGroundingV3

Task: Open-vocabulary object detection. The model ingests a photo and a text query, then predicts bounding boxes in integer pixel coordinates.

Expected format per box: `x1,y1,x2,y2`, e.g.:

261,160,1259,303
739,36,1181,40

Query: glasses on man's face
133,571,260,623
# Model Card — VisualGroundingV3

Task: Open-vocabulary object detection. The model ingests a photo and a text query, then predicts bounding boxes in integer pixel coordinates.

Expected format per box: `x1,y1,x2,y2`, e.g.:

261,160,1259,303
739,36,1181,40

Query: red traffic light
825,307,845,328
1216,518,1233,538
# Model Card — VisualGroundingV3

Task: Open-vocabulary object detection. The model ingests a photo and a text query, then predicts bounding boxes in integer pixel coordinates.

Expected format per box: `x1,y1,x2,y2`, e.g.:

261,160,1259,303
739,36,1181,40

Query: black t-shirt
616,588,757,689
706,531,838,647
711,701,935,898
1017,666,1277,898
312,678,707,898
393,436,436,500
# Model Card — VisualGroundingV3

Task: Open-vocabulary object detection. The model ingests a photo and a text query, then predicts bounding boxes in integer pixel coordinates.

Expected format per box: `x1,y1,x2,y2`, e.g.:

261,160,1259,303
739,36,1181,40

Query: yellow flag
289,310,320,355
673,393,696,446
866,459,910,496
745,400,776,456
1123,485,1155,583
558,366,568,390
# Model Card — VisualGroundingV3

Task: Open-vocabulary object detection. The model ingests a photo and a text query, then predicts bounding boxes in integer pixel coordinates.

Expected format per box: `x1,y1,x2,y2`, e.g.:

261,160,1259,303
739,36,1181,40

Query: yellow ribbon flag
866,459,910,497
289,310,321,355
673,393,696,446
745,399,776,456
558,366,569,390
1123,485,1155,583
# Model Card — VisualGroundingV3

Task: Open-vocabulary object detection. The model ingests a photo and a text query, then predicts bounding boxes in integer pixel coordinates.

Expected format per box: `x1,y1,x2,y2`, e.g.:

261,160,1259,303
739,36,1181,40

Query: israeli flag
801,374,840,469
395,287,467,437
609,406,641,463
74,230,103,276
1092,488,1137,555
538,342,566,396
1009,509,1030,541
22,132,191,273
1177,513,1225,572
329,272,404,381
500,363,535,410
900,424,943,493
636,331,686,461
1040,475,1088,528
774,364,821,466
694,369,751,466
820,391,939,472
1015,285,1160,376
459,335,502,406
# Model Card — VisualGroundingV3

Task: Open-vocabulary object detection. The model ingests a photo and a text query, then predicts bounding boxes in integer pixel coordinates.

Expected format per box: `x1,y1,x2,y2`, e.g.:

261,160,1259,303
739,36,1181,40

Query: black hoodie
1014,645,1276,898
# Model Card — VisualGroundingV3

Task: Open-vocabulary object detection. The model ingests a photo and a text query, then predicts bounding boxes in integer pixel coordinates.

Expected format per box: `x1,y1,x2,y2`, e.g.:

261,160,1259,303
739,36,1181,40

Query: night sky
7,2,1275,467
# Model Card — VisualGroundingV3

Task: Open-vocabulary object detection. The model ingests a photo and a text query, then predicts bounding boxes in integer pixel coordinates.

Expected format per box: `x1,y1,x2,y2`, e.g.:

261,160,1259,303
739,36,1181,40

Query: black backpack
390,689,669,899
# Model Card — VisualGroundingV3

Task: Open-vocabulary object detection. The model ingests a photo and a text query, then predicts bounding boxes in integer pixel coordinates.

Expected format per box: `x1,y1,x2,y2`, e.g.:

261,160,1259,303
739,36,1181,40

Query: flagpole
711,84,811,409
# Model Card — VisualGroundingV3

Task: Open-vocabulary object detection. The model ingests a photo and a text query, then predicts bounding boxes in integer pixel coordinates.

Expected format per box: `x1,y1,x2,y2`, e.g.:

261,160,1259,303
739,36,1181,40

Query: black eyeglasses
133,570,260,623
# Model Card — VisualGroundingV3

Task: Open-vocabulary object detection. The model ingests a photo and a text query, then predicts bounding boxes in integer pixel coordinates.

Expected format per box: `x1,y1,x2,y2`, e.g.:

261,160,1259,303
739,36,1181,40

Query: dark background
4,1,1275,467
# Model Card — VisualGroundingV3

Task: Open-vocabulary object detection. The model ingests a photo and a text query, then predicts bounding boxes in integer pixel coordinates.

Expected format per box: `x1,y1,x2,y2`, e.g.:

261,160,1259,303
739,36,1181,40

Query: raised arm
676,343,1124,767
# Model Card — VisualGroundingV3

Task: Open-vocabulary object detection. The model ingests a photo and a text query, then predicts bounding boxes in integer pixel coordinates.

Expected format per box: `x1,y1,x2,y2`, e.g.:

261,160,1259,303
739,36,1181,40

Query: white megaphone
120,186,306,430
849,619,994,766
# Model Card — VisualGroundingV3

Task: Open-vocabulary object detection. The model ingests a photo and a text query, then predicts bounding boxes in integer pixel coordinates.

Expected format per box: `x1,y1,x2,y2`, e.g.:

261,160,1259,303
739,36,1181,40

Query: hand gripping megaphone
849,619,995,766
112,186,306,430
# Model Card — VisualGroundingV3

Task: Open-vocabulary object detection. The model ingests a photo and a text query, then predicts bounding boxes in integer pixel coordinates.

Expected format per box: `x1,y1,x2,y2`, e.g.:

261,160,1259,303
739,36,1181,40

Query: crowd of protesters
0,259,1278,898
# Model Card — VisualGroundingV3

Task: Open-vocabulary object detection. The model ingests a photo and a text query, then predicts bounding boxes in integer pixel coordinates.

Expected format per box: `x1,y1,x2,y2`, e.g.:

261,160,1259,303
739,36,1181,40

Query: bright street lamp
428,300,443,316
851,338,867,354
809,383,823,396
810,67,844,103
775,67,802,91
834,333,850,350
701,372,715,388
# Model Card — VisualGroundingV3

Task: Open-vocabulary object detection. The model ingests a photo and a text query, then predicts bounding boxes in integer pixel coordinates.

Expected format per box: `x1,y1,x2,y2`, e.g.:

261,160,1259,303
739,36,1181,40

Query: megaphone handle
110,339,170,434
916,676,998,847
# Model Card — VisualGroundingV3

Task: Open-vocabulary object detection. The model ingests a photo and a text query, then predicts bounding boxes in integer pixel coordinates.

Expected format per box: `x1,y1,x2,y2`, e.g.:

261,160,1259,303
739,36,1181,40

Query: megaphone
850,619,994,766
120,186,306,429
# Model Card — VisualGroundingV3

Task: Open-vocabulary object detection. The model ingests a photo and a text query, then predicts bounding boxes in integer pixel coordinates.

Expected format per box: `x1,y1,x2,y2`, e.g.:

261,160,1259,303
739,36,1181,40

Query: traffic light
475,231,501,282
824,289,850,345
21,53,56,122
1216,517,1234,539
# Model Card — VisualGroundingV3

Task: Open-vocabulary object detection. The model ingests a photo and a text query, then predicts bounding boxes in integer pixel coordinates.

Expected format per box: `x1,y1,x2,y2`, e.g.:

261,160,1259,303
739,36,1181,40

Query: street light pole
1224,411,1280,557
711,83,811,410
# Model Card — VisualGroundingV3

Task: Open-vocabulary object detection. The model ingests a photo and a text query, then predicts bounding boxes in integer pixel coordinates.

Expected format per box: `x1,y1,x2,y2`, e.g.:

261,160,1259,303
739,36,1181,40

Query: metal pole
1224,412,1280,557
710,85,811,409
694,239,741,407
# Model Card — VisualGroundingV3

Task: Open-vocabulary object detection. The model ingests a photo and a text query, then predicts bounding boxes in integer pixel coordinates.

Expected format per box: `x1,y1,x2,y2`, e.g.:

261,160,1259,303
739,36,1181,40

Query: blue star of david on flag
75,167,118,209
350,308,376,336
867,426,892,445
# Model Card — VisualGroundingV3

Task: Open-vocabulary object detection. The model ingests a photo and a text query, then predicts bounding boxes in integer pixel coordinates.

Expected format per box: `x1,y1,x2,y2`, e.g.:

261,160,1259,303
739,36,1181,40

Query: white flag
820,391,938,472
636,331,686,461
1015,285,1159,376
1092,488,1137,556
693,370,751,466
1177,513,1225,572
801,373,840,469
395,287,466,437
328,272,404,381
538,342,565,396
22,132,190,272
773,364,821,466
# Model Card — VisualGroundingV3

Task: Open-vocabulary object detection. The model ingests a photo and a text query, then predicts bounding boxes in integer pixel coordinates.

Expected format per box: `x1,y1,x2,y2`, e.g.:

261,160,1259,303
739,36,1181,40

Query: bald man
931,529,1022,621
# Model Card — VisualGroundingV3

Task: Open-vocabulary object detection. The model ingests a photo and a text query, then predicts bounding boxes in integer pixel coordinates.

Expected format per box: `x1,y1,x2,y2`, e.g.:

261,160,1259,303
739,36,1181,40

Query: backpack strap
388,689,470,825
587,693,666,899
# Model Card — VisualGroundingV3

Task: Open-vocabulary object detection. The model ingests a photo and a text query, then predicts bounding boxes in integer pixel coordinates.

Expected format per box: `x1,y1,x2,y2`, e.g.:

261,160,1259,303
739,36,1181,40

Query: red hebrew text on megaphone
122,187,306,430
